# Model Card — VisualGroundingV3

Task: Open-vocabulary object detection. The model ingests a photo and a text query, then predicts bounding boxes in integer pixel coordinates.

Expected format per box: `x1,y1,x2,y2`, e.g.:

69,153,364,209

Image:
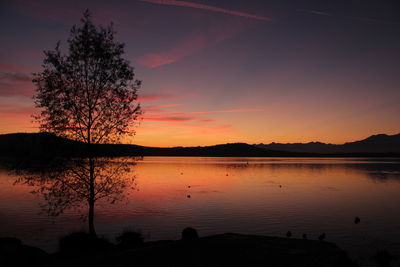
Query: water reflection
1,157,400,261
13,157,136,236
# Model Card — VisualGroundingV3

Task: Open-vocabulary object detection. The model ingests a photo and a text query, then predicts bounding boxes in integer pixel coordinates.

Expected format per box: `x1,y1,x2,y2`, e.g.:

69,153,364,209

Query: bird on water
318,233,326,241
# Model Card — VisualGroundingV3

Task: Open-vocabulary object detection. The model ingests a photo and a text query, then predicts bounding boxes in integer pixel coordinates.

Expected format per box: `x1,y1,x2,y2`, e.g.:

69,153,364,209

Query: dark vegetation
1,230,360,267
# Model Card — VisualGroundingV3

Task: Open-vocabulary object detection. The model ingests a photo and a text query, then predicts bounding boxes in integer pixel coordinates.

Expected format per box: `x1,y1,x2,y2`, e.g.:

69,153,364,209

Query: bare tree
32,10,141,236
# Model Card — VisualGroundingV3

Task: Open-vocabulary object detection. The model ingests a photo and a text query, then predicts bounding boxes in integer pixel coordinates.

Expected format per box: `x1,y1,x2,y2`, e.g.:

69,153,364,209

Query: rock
181,227,199,241
319,233,326,241
286,231,292,238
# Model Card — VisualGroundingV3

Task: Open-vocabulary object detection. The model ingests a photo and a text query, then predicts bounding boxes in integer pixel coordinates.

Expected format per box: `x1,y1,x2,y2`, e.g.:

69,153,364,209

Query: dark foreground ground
0,232,359,267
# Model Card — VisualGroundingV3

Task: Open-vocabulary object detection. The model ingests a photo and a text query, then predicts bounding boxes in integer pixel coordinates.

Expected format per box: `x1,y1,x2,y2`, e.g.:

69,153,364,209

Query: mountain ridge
256,133,400,154
0,132,399,157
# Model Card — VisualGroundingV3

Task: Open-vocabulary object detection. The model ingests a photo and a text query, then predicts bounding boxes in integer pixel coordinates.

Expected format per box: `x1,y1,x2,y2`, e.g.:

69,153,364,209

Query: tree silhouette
32,10,141,236
15,158,136,219
33,10,141,144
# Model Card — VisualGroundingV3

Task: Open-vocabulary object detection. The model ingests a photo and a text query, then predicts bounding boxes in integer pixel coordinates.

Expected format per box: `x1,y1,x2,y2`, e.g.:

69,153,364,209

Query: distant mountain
256,133,400,154
0,132,399,158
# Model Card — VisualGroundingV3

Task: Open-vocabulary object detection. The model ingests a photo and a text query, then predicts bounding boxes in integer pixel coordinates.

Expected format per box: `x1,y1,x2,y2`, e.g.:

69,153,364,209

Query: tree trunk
88,156,97,237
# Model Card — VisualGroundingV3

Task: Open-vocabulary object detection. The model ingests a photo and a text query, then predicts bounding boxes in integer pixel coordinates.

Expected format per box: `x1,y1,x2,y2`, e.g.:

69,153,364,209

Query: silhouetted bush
0,237,48,266
181,227,199,241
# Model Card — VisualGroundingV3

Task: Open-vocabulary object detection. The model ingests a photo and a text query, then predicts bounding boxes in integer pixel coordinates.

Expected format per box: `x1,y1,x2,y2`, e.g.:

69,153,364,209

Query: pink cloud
0,103,35,115
141,106,258,123
142,115,195,122
0,71,31,82
304,10,332,16
190,108,259,114
141,0,272,21
0,65,34,97
138,93,197,102
136,19,245,68
0,80,34,97
136,34,207,68
144,104,181,109
0,63,33,73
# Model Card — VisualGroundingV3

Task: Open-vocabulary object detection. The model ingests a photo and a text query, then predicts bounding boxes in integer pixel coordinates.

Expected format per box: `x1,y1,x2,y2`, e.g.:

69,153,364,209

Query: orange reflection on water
1,157,400,259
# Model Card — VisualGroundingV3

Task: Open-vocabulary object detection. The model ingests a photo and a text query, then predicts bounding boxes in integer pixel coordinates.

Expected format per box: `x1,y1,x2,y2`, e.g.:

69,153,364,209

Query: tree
32,10,141,236
15,158,136,224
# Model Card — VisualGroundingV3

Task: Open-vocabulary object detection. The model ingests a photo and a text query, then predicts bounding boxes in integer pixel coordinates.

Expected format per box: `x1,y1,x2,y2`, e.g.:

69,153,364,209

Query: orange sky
1,1,399,147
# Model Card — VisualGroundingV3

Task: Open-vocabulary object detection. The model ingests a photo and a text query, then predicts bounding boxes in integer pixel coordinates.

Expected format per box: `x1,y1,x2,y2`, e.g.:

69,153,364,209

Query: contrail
302,9,400,25
140,0,272,21
304,10,333,17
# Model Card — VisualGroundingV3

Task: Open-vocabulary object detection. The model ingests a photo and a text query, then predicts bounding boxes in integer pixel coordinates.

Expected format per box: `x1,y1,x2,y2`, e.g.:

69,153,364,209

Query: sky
0,0,399,147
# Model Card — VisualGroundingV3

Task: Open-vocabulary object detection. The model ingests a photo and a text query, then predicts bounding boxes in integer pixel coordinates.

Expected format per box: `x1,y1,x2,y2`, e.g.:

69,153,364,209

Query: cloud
0,71,32,82
0,63,32,73
144,104,182,109
304,10,332,17
136,18,245,68
142,115,195,122
138,93,197,102
0,101,35,115
301,9,400,25
141,105,258,123
140,0,272,21
0,67,34,97
137,122,232,136
0,82,34,97
190,108,259,114
0,63,34,97
136,34,208,68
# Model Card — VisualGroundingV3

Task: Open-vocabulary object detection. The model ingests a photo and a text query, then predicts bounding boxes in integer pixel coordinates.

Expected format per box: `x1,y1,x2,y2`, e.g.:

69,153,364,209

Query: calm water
1,157,400,263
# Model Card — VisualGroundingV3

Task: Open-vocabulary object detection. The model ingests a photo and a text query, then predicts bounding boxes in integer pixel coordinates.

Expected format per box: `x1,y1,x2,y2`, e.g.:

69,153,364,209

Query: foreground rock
1,233,356,267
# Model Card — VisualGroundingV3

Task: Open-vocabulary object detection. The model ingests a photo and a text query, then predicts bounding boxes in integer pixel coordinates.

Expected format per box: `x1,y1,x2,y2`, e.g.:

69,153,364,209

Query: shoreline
1,232,358,267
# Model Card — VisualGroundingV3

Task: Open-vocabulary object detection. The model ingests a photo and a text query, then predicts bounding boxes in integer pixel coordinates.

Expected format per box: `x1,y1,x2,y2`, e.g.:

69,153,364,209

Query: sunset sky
1,0,399,147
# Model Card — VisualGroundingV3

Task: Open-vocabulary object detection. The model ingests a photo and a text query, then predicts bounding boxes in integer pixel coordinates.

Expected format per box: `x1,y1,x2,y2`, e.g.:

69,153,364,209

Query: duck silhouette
318,233,326,241
286,231,292,238
302,234,307,239
354,217,361,224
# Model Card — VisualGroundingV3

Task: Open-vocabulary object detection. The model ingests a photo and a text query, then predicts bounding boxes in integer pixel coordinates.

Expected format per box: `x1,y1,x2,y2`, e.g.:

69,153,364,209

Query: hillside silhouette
0,132,399,158
256,133,400,154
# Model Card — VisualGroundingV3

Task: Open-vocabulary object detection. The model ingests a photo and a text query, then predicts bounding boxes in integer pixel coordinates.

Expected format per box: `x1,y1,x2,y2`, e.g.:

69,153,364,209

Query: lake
1,157,400,264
